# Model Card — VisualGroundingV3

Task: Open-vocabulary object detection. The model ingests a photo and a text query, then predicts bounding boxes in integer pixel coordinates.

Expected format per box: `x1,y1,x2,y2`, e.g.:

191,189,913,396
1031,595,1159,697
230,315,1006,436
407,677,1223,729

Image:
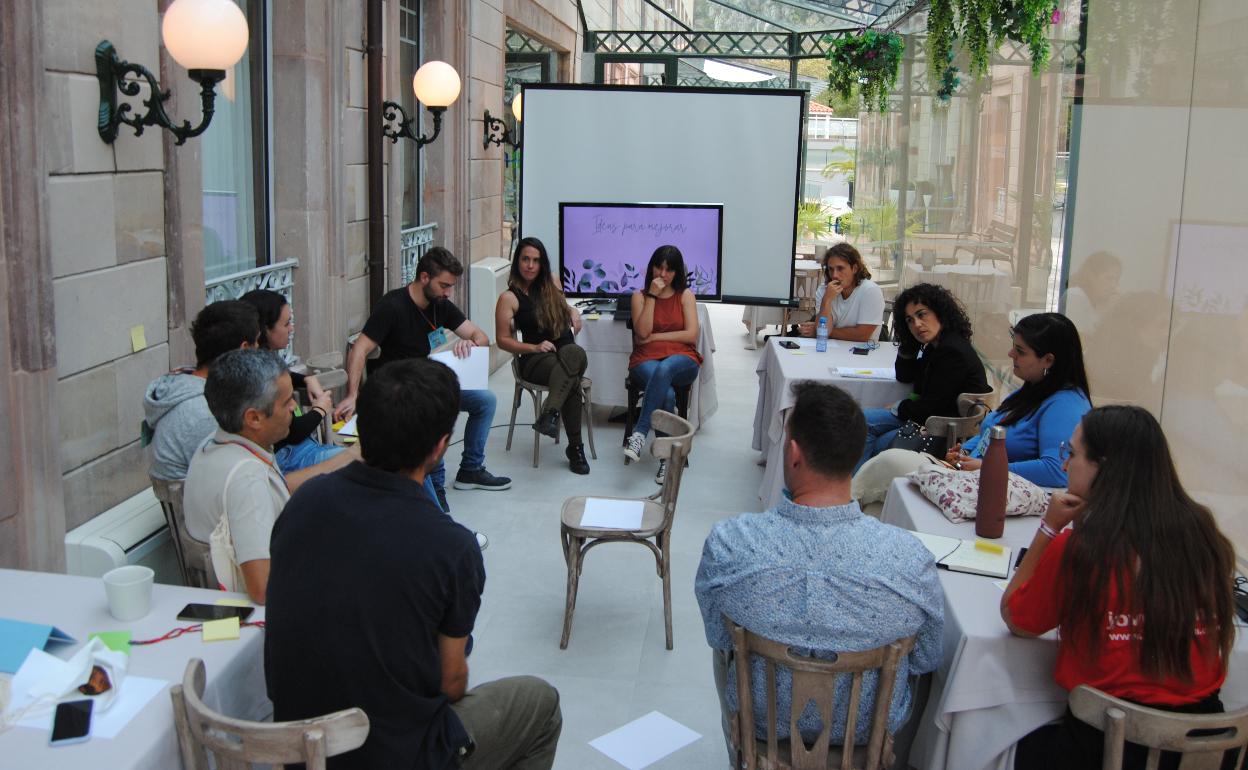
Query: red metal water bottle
975,425,1007,539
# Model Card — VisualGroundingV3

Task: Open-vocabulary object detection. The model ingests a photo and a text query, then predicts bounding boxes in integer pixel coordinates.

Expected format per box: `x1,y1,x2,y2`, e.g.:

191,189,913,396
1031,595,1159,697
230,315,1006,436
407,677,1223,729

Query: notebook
909,531,1013,579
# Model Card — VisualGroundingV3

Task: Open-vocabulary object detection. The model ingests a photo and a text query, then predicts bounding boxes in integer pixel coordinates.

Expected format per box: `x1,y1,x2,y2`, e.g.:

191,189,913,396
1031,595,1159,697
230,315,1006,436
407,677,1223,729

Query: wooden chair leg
506,383,522,451
560,536,583,649
660,534,673,650
582,382,597,459
624,383,641,446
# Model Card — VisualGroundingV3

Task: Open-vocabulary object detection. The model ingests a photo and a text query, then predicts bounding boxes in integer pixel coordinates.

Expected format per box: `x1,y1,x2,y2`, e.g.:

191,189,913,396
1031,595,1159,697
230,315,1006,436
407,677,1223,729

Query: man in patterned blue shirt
695,381,943,760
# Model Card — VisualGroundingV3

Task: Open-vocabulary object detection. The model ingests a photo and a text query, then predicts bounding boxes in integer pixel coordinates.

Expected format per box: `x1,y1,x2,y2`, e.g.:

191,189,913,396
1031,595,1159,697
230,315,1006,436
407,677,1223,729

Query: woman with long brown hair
495,236,591,474
1002,405,1237,769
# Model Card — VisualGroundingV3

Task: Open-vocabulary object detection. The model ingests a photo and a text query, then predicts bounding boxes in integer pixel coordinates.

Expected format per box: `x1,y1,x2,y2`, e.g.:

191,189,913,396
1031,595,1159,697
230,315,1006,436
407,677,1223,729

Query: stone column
0,0,68,570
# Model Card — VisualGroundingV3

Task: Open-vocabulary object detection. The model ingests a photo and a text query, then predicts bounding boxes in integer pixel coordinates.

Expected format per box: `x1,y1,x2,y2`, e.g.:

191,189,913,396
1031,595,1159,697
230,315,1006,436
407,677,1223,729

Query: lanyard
211,439,290,492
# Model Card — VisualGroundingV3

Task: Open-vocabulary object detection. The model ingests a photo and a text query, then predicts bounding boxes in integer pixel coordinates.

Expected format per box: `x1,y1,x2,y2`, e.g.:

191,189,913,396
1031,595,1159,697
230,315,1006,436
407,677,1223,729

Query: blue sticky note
0,617,76,673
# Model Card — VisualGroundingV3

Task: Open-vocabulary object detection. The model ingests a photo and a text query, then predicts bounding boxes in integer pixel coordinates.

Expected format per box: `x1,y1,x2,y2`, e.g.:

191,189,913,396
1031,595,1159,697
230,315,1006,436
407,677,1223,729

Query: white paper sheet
337,415,359,437
833,366,896,380
428,347,489,390
579,498,645,530
7,648,167,739
589,710,701,770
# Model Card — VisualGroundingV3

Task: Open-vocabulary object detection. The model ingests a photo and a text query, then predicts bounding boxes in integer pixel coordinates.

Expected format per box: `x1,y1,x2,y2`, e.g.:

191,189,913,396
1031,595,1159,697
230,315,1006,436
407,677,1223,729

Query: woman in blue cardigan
853,312,1091,501
948,312,1092,488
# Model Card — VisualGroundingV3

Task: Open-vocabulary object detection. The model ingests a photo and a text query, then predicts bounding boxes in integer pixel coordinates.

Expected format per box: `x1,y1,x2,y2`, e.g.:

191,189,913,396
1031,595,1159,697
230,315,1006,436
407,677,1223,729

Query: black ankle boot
534,410,559,439
566,443,590,474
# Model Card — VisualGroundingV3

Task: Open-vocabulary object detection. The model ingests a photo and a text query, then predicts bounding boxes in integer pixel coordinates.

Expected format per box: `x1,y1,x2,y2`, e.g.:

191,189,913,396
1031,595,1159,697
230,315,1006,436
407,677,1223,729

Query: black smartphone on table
50,699,93,746
176,603,255,623
778,340,800,349
851,346,870,355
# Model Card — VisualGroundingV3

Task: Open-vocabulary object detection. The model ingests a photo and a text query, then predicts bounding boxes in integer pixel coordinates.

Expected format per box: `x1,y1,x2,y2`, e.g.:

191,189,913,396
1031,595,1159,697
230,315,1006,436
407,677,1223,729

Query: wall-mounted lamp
484,92,523,150
382,60,461,148
96,0,249,145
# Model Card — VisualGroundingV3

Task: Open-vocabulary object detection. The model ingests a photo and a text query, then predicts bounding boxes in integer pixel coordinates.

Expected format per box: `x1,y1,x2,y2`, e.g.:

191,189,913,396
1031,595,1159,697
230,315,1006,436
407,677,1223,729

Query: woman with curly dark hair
855,282,989,470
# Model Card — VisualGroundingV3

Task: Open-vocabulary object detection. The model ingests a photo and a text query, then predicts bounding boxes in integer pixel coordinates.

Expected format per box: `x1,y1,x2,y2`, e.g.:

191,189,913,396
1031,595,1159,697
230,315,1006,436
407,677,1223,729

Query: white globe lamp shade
412,61,461,108
162,0,250,71
511,91,523,122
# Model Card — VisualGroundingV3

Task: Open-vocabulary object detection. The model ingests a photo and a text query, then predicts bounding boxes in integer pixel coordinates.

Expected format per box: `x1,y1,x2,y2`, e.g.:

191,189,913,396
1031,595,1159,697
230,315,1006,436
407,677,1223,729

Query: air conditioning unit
65,488,182,584
468,256,512,373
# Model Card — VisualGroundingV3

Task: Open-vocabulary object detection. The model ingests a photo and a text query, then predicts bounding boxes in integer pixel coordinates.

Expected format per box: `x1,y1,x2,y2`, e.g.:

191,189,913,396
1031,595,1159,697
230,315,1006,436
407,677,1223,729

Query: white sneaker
623,432,646,463
654,459,667,486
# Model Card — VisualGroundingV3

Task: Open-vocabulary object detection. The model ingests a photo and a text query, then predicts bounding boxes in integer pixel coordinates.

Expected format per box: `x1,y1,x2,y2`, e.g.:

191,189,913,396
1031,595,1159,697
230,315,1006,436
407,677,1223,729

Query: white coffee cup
103,565,155,622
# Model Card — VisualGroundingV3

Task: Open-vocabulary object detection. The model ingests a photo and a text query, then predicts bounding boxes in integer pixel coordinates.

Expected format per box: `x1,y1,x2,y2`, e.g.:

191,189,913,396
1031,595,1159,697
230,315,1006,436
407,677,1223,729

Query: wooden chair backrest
649,410,694,527
726,617,916,770
1069,685,1248,770
172,658,369,770
150,476,216,589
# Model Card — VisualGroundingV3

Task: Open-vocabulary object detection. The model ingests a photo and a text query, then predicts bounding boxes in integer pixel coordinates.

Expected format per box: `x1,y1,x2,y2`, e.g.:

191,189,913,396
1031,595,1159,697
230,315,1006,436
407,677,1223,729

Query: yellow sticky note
584,312,601,321
202,616,241,642
129,325,147,352
974,540,1004,554
215,598,252,608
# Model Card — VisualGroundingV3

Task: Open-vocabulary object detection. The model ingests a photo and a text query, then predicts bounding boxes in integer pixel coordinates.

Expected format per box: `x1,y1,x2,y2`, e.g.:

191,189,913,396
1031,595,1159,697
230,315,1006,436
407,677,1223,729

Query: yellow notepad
202,616,241,642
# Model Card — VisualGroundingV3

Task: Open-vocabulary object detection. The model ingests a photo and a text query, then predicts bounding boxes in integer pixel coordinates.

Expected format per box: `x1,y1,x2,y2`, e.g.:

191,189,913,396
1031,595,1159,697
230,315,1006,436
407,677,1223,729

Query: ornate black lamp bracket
382,100,445,148
482,109,520,151
95,40,225,146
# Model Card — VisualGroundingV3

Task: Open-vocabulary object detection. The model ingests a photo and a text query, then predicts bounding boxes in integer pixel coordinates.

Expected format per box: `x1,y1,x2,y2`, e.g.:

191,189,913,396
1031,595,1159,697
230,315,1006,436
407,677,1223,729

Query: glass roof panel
581,0,918,36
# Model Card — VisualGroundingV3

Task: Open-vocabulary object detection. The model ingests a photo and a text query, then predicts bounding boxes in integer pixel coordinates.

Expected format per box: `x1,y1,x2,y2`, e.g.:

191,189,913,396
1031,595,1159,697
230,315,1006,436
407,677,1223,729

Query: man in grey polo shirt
184,349,295,603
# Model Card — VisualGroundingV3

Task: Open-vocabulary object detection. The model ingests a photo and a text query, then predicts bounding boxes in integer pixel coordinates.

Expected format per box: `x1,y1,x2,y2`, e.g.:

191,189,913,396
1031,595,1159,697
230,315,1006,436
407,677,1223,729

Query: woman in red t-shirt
624,245,702,484
1001,405,1238,770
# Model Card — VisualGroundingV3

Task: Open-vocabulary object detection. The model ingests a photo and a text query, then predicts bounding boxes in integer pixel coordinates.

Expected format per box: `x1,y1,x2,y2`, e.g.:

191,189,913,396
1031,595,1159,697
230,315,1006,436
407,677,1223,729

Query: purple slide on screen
559,203,722,298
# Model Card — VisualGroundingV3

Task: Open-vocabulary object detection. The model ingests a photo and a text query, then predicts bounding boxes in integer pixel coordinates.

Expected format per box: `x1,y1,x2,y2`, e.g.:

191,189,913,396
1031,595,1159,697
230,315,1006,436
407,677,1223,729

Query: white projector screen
519,84,804,306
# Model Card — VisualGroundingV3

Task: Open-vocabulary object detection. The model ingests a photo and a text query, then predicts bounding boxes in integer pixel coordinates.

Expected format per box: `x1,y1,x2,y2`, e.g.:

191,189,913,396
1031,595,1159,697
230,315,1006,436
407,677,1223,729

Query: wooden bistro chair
560,410,693,650
172,658,369,770
922,390,994,448
149,475,217,589
725,618,918,770
1068,684,1248,770
505,356,597,468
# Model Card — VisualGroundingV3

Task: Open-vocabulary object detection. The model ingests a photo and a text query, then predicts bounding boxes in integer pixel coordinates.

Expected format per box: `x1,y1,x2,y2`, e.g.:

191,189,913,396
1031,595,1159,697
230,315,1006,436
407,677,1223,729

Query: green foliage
840,200,922,244
926,0,1062,84
820,146,856,185
796,201,833,241
824,31,904,113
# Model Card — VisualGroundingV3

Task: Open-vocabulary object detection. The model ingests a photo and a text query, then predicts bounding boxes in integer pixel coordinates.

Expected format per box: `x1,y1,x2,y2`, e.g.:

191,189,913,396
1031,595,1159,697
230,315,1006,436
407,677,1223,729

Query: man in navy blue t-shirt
266,359,561,769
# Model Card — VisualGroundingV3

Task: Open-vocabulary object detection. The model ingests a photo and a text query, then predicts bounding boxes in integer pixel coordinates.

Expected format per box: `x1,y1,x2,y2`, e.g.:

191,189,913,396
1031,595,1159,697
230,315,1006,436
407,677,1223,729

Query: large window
202,0,271,282
399,0,422,229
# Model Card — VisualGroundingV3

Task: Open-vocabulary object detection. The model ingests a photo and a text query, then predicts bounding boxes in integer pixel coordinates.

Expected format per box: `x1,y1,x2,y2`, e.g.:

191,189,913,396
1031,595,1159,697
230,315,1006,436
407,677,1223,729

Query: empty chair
171,658,369,770
505,356,597,467
1068,684,1248,770
149,475,217,589
560,410,693,649
725,618,917,770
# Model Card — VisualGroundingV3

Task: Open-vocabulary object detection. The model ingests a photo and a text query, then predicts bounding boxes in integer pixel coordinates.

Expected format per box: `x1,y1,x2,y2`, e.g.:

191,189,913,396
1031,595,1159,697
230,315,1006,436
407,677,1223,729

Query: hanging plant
935,59,962,103
825,30,905,113
926,0,1062,81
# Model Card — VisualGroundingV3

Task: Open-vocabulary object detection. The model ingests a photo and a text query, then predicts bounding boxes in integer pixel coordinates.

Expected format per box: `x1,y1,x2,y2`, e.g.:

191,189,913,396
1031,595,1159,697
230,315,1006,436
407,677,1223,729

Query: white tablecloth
879,479,1248,770
574,303,717,429
751,338,909,507
902,262,1011,316
0,569,269,770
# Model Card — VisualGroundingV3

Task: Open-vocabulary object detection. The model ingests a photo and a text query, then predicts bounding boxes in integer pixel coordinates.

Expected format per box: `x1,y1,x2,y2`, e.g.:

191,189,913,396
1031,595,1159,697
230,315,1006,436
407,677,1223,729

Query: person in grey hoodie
144,301,261,480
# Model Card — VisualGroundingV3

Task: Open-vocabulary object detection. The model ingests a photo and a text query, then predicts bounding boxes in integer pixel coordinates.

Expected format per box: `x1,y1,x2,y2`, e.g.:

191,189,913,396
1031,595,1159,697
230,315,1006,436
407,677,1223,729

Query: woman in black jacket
856,283,989,470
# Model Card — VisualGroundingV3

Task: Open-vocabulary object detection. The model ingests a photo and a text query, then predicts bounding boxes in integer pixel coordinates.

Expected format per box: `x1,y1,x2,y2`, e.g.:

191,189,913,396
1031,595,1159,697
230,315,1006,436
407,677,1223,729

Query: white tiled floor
442,303,770,770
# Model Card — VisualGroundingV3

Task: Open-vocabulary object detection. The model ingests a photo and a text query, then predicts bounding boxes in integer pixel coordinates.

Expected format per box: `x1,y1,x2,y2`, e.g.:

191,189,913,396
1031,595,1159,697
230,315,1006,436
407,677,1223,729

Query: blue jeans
429,388,496,490
629,355,700,437
275,438,346,474
422,476,444,512
857,408,904,472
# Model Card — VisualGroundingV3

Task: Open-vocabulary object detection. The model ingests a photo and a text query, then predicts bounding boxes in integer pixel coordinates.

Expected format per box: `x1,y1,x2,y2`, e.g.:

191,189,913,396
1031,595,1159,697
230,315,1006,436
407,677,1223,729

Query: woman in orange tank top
624,245,702,482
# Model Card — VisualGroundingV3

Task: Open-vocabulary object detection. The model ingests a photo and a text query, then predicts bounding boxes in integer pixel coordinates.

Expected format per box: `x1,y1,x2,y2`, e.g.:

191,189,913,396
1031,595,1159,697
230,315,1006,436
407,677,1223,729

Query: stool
623,376,691,446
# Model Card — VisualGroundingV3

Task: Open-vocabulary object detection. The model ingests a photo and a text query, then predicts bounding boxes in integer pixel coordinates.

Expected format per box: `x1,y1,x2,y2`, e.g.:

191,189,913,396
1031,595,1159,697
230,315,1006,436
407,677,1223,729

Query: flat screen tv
558,202,723,300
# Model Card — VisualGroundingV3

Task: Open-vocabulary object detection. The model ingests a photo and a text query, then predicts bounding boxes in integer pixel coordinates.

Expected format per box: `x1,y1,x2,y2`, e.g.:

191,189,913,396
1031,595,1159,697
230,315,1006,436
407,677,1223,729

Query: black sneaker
435,486,450,513
534,410,560,439
453,467,512,490
566,444,590,475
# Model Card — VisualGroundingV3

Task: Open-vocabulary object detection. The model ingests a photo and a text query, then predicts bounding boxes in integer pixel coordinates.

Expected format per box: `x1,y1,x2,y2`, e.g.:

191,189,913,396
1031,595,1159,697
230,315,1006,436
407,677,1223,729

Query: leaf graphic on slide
578,275,594,291
583,260,595,270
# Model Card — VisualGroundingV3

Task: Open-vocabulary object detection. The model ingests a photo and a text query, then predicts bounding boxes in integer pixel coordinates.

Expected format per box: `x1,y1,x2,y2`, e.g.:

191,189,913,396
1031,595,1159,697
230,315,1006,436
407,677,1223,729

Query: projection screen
519,84,805,306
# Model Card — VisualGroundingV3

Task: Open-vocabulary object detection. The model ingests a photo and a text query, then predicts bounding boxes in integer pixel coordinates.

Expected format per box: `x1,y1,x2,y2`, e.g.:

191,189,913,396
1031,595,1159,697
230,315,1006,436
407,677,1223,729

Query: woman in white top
798,243,885,342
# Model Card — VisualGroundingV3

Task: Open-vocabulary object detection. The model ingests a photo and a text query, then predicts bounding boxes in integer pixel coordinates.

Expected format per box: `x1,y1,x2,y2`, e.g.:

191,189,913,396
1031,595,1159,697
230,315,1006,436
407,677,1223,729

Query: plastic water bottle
815,317,829,353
